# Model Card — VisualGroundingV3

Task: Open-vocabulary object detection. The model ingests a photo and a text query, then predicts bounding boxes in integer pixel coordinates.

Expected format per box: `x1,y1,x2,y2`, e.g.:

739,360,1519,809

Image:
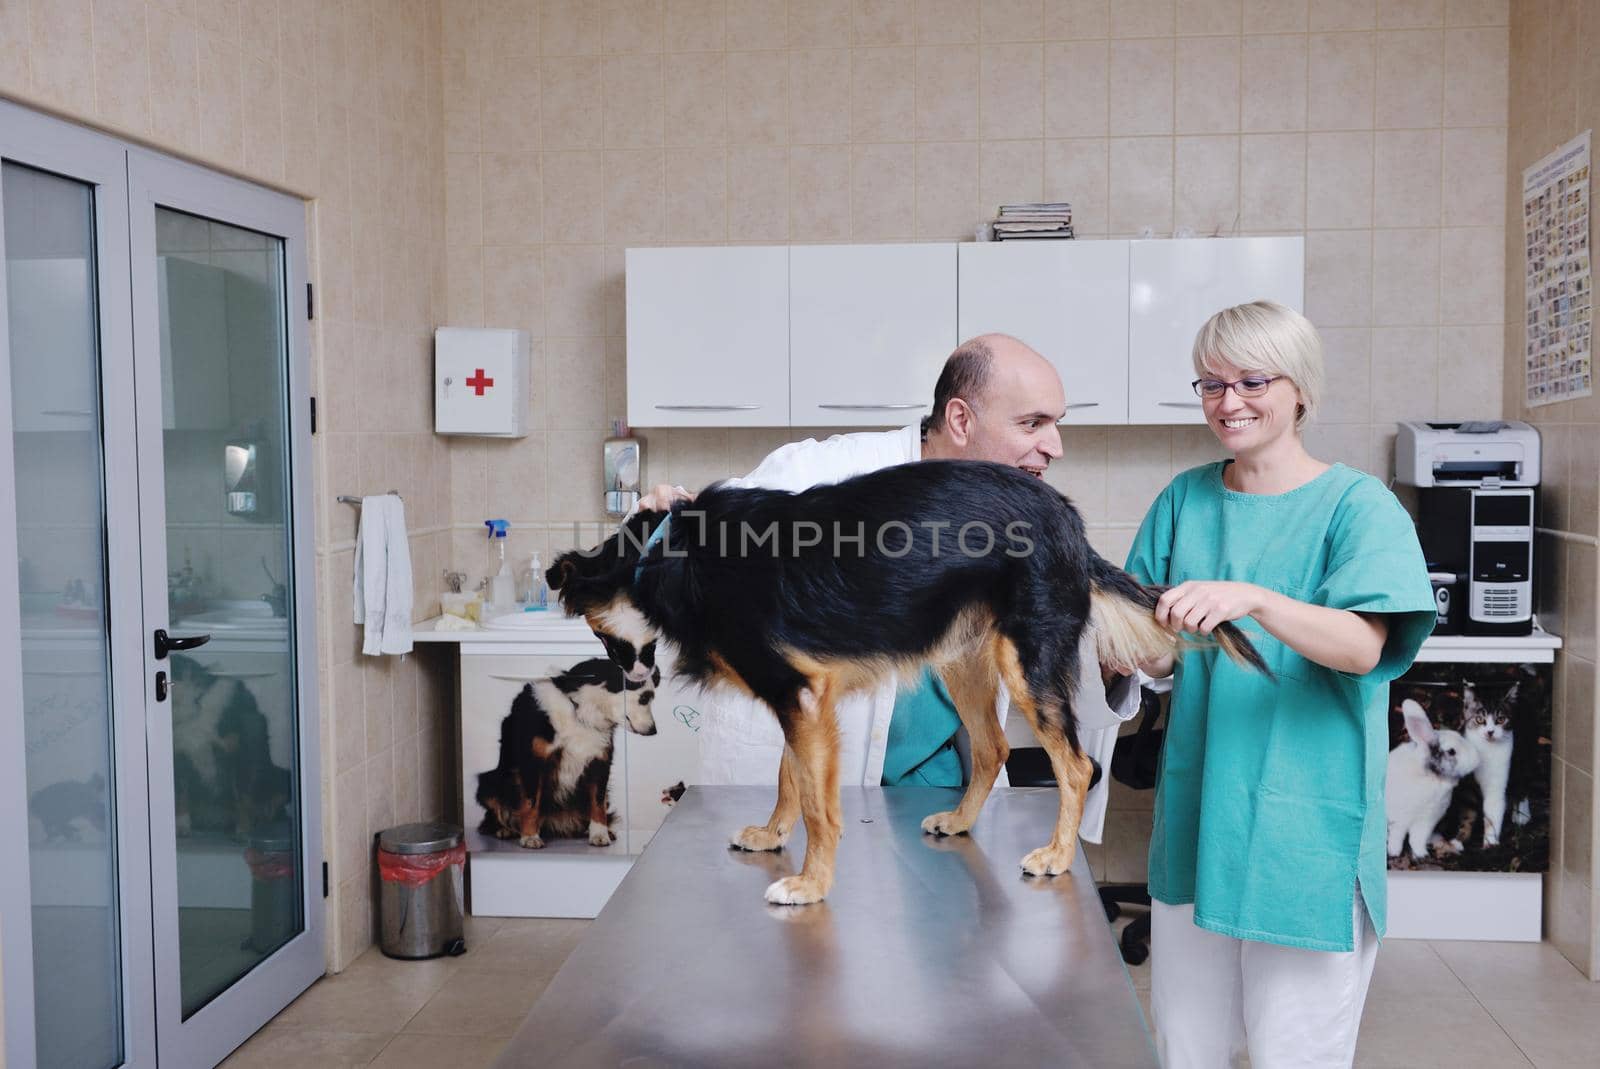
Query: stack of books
990,202,1074,241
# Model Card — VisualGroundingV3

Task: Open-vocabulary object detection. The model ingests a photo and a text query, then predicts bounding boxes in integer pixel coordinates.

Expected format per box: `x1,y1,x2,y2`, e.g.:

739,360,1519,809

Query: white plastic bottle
485,520,514,613
527,551,547,609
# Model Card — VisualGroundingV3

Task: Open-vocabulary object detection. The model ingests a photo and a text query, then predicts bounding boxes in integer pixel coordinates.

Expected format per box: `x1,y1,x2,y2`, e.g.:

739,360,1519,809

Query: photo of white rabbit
1385,663,1550,873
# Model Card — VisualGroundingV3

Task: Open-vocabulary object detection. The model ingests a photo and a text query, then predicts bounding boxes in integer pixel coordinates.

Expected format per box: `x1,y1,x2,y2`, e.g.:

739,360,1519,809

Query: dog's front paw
920,810,971,837
518,834,546,850
588,821,614,847
731,824,788,852
1020,844,1073,877
494,826,517,839
764,875,827,906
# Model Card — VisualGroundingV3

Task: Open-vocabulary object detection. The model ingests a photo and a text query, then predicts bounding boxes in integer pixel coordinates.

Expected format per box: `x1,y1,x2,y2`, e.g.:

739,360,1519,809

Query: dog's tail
1088,557,1272,678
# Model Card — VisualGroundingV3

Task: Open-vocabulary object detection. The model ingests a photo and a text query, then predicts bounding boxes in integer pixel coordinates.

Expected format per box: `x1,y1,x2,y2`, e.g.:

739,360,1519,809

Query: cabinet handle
655,404,762,411
1055,403,1101,423
42,409,94,417
817,403,924,410
1157,402,1205,409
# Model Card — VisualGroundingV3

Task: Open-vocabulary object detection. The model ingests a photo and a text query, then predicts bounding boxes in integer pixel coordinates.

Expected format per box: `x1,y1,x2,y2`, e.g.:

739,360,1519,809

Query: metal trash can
376,822,467,959
243,831,298,954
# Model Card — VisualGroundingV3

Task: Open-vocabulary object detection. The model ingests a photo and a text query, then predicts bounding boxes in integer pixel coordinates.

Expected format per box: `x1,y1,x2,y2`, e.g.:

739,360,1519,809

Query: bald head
923,334,1052,432
921,333,1066,476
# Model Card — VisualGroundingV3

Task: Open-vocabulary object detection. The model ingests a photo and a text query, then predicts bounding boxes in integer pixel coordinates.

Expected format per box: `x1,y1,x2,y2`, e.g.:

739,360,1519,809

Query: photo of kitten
1386,663,1550,874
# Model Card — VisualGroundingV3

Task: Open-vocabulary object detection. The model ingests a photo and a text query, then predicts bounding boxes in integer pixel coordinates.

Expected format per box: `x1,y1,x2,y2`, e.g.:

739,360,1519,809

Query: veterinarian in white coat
641,334,1140,844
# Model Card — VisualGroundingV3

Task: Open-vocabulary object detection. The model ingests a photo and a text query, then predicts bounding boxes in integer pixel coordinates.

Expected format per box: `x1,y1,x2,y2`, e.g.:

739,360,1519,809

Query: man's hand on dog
637,483,694,512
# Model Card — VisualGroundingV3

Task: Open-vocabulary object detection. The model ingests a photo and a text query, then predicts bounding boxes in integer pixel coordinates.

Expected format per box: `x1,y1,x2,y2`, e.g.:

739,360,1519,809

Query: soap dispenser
485,519,514,614
518,551,548,610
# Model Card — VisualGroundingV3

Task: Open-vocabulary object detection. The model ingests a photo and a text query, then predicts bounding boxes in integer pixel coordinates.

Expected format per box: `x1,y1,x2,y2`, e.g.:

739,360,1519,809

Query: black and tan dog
549,460,1267,904
476,656,660,849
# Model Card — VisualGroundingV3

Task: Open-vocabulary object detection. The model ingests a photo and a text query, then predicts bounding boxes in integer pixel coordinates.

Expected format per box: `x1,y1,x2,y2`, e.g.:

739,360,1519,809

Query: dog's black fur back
556,461,1196,753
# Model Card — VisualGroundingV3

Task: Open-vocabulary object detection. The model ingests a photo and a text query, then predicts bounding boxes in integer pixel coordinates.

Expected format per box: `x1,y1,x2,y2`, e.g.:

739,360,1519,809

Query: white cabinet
455,631,703,917
1127,237,1305,424
157,255,233,431
958,241,1131,425
625,238,1305,428
8,257,98,431
789,243,955,427
626,246,789,427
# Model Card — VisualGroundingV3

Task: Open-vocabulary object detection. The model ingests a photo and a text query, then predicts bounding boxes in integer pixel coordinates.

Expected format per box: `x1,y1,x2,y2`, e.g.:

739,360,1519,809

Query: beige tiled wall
440,0,1512,883
0,0,451,973
1505,0,1600,980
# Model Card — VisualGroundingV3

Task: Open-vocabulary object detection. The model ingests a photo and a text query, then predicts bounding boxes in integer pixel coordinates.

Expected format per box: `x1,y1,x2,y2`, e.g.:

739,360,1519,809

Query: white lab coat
692,425,1140,843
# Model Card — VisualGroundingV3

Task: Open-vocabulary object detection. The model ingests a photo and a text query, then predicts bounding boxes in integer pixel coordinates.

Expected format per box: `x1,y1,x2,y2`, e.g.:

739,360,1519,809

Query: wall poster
1523,130,1591,407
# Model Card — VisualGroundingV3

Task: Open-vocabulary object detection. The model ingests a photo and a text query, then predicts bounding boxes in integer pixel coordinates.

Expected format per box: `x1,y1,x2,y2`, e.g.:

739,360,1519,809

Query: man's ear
943,397,976,445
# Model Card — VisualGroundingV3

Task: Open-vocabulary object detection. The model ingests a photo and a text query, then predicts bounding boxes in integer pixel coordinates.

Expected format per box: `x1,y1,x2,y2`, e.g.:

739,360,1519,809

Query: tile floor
225,914,1600,1068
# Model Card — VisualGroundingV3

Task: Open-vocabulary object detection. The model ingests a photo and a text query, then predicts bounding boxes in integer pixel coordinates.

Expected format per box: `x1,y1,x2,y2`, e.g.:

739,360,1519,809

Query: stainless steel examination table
492,786,1157,1068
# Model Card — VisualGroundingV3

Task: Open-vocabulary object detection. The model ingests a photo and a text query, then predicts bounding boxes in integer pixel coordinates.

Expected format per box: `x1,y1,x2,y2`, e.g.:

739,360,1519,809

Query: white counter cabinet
417,615,702,917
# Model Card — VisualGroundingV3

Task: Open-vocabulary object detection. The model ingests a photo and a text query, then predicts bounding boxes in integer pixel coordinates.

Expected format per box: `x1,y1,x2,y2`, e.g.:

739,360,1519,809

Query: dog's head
548,512,665,685
558,656,660,736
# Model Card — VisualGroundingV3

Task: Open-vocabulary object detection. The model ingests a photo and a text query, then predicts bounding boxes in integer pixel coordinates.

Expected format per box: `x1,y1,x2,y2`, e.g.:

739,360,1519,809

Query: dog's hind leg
921,642,1010,838
586,778,615,846
731,745,801,852
995,637,1094,877
764,680,843,905
516,775,547,849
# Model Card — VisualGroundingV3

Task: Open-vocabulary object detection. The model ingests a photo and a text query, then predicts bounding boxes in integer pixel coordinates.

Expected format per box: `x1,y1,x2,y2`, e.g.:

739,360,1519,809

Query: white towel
352,494,413,656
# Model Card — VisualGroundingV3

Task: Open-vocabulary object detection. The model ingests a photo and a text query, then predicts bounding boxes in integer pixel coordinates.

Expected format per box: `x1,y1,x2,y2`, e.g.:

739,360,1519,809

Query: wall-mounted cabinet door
789,243,955,427
1127,236,1305,424
626,246,789,427
958,241,1131,424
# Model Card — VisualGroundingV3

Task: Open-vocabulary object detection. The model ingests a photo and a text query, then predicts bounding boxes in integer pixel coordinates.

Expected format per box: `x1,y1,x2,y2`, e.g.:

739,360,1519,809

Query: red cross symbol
466,368,494,396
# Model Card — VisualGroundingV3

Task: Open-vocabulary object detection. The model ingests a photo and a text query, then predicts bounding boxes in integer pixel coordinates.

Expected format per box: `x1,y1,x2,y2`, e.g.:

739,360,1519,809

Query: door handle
154,628,211,659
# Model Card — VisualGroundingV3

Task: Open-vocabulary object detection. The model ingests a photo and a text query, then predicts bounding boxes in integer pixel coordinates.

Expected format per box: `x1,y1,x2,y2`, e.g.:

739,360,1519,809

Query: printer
1396,419,1541,487
1396,421,1541,637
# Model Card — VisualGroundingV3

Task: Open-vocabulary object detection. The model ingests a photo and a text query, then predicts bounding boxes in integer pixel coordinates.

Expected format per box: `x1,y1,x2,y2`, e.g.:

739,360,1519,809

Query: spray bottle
485,519,513,613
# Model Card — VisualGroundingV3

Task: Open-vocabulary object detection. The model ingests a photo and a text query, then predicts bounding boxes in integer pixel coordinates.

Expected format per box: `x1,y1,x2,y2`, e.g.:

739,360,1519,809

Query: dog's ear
547,552,581,592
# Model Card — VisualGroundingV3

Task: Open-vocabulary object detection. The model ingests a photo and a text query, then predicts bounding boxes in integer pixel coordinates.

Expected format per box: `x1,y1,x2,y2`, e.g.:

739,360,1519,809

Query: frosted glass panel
5,161,123,1069
155,207,303,1019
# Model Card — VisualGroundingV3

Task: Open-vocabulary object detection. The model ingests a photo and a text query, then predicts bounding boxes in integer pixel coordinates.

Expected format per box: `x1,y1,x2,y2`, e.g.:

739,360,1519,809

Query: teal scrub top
882,667,964,787
1126,462,1435,951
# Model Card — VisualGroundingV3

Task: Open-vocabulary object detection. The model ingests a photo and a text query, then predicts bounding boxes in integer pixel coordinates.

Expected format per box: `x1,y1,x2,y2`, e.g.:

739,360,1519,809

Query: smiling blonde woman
1123,301,1436,1068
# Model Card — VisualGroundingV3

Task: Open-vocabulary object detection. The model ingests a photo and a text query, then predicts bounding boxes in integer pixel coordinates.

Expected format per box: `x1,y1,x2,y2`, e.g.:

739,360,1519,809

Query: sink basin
174,607,289,632
482,610,561,630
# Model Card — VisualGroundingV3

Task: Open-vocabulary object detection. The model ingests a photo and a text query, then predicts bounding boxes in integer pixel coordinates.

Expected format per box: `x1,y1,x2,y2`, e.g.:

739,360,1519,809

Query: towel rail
337,490,401,506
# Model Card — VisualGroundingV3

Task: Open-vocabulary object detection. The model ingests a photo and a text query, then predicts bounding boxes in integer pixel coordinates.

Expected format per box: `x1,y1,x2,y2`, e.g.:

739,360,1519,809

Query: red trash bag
377,842,466,887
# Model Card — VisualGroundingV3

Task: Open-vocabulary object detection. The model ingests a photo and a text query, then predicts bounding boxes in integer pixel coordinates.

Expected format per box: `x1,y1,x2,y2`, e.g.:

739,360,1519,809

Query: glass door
0,103,155,1069
127,154,322,1065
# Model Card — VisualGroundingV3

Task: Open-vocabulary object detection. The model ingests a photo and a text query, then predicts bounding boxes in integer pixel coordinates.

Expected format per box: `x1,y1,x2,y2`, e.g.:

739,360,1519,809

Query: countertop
491,785,1158,1068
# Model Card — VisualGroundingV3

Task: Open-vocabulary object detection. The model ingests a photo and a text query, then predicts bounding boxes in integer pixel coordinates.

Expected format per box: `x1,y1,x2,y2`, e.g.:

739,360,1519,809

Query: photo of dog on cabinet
473,657,660,850
1385,662,1552,873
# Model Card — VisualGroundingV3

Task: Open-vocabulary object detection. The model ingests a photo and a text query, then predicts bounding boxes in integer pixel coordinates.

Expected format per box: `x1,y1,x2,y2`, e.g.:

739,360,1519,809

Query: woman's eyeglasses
1191,375,1284,399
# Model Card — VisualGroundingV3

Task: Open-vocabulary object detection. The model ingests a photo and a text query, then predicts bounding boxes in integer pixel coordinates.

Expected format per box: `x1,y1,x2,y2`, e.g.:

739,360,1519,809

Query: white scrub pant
1149,895,1378,1068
